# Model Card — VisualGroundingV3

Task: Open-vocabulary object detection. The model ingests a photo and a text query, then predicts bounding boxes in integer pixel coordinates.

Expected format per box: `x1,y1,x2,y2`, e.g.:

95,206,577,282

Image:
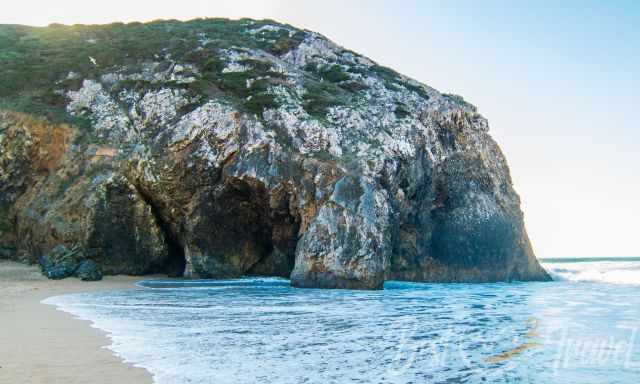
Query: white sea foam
42,264,640,384
542,260,640,285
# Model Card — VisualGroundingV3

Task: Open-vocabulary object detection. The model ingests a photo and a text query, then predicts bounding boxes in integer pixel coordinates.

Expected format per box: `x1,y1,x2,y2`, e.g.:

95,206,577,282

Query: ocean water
44,258,640,384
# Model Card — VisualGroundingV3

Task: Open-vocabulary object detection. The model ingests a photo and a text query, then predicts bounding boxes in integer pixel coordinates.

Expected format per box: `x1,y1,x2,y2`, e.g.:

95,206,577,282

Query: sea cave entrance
169,177,301,279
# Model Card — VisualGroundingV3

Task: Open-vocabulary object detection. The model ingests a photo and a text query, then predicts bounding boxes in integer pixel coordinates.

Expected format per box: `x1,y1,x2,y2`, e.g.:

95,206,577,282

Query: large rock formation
0,19,550,288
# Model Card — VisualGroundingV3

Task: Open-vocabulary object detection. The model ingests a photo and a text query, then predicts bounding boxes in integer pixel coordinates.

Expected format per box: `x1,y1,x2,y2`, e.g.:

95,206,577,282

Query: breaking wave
541,258,640,285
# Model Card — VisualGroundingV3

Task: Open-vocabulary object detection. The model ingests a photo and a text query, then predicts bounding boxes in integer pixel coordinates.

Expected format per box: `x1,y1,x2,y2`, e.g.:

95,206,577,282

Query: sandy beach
0,260,153,384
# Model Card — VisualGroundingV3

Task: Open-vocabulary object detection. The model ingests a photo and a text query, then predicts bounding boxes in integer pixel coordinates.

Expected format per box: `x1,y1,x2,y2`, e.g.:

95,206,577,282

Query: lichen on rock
0,18,549,287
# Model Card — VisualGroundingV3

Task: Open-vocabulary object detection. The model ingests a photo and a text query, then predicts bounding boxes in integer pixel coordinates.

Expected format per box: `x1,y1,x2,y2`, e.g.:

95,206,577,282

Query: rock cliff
0,19,550,288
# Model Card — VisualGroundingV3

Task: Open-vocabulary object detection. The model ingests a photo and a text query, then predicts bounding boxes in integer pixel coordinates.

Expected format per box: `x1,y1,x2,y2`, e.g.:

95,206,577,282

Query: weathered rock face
0,19,549,288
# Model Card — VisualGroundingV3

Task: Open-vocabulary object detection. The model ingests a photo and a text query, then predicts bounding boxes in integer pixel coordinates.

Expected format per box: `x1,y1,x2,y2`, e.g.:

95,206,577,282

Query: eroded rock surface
0,19,549,288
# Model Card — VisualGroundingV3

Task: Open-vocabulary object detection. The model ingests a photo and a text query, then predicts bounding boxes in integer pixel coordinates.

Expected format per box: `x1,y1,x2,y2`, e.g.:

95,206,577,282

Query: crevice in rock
134,186,186,277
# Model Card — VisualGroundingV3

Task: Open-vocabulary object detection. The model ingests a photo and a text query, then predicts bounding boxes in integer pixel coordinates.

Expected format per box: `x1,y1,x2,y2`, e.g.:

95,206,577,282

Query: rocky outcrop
75,259,103,281
37,244,103,280
0,19,549,288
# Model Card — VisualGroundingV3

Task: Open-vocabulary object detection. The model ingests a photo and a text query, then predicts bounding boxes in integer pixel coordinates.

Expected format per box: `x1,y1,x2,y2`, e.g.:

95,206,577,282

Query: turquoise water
44,259,640,383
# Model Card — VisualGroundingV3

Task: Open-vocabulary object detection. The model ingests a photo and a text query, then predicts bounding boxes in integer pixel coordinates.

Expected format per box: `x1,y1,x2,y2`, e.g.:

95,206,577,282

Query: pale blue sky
2,0,639,257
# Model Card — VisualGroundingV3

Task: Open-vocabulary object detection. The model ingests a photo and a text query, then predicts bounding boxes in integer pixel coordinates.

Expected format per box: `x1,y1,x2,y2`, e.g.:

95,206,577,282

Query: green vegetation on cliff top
0,18,443,124
0,18,304,122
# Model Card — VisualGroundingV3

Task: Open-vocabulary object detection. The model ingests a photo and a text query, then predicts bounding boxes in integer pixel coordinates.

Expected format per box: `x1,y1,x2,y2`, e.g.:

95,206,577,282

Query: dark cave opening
134,177,300,280
245,203,300,278
200,178,300,279
161,221,187,278
134,186,187,277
